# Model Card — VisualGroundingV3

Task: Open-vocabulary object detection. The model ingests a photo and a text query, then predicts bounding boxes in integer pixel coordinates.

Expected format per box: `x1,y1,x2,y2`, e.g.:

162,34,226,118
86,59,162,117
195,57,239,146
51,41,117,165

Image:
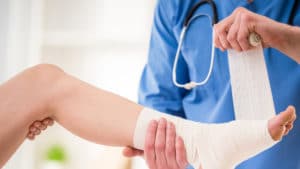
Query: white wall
1,0,43,80
38,0,156,169
0,0,156,168
0,0,10,82
1,0,43,169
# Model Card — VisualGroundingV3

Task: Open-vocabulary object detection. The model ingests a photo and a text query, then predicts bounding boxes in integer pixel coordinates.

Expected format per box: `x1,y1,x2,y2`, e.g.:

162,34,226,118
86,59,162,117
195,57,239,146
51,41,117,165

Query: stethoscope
172,0,261,90
172,0,218,90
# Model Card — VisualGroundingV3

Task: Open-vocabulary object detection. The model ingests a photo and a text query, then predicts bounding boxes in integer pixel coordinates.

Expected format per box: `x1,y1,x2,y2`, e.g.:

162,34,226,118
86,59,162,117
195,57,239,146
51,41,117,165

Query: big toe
277,106,296,124
268,106,296,141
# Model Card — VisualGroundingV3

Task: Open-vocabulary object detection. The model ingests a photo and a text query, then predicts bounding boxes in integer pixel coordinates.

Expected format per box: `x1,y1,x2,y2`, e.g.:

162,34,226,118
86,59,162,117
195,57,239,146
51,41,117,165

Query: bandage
228,44,276,120
133,108,277,169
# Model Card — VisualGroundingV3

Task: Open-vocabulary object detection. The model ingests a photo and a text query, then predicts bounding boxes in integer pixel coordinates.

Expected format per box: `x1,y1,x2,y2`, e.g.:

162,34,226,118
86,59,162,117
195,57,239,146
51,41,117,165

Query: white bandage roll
228,45,276,120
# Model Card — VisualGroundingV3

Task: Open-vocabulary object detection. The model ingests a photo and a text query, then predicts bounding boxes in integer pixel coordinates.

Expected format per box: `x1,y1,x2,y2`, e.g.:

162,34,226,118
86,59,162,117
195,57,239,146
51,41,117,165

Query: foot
268,106,297,141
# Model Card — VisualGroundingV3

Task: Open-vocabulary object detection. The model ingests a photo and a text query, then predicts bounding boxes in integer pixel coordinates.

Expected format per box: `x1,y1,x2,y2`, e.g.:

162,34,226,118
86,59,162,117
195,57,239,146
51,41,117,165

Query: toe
286,123,293,130
270,106,297,140
287,106,297,121
277,106,296,125
284,123,294,135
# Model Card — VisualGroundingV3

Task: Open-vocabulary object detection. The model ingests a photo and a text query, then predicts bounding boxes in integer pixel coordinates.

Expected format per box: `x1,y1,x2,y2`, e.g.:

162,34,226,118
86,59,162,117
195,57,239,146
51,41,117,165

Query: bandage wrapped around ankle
133,108,278,169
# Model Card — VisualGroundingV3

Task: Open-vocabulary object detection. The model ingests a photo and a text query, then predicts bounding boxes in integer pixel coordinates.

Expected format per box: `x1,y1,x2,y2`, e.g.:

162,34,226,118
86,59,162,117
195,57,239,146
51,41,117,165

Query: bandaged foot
133,106,296,169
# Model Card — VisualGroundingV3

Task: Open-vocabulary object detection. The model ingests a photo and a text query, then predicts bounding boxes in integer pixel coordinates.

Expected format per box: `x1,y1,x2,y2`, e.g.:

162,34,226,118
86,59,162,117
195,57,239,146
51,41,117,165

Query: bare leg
0,64,142,167
0,65,59,166
50,67,143,146
0,64,296,168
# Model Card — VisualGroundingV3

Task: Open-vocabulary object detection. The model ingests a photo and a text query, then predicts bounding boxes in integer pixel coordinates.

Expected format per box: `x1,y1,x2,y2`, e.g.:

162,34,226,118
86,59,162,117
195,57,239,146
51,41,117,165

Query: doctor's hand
214,7,285,51
213,7,300,64
26,117,54,140
123,118,189,169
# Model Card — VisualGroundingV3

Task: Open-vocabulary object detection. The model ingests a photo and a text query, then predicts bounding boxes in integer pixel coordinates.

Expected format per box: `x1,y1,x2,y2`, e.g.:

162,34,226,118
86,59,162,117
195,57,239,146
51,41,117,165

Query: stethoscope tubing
172,0,265,90
172,13,216,90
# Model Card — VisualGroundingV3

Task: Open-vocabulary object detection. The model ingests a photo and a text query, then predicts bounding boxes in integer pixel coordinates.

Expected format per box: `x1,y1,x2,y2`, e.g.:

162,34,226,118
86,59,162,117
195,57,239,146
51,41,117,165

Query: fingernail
154,120,160,127
159,118,166,124
159,118,163,123
167,122,171,129
170,122,174,129
149,120,156,126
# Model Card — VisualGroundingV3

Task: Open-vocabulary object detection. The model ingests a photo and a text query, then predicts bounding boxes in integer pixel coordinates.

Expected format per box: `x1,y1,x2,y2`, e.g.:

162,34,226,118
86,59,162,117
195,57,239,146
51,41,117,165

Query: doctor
28,0,300,168
122,0,300,169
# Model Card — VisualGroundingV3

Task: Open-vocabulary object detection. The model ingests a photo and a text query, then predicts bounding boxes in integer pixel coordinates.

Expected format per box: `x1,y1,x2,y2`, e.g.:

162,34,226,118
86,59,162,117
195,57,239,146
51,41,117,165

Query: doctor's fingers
122,146,144,157
165,122,181,169
175,136,189,168
144,120,158,169
26,129,41,140
154,118,169,169
237,15,252,51
213,15,234,50
31,118,53,131
26,120,51,140
27,132,35,140
27,128,41,140
213,27,229,51
227,13,243,52
218,31,232,51
42,117,54,126
213,34,225,51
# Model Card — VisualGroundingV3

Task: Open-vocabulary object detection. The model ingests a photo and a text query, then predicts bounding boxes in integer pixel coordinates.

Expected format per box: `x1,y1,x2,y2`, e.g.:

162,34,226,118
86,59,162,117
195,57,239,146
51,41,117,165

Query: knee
22,64,66,118
26,64,65,86
28,64,64,78
27,64,67,100
0,64,66,121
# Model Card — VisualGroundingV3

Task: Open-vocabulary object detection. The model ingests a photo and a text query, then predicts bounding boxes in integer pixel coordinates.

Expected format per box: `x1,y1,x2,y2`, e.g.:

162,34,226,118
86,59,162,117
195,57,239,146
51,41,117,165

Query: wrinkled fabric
138,0,300,168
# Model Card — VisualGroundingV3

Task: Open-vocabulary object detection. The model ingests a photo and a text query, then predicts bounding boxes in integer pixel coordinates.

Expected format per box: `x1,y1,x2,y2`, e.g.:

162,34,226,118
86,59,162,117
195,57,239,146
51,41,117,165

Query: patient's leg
0,64,296,169
0,64,142,167
0,65,61,166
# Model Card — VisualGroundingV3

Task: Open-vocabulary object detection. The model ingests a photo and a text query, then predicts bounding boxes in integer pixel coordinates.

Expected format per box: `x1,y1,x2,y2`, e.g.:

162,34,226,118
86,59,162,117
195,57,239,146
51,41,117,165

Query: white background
0,0,156,168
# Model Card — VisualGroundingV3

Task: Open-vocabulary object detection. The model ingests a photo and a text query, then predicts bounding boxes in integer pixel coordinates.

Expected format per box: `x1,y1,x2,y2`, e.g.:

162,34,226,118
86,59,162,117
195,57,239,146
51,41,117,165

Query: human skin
29,8,300,166
0,64,141,167
30,117,189,169
214,7,300,64
118,7,300,169
0,64,296,169
30,7,300,169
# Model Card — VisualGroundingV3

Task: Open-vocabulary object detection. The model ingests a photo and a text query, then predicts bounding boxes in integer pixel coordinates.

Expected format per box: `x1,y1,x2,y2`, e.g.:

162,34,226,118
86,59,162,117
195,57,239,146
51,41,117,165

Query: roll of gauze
228,44,276,120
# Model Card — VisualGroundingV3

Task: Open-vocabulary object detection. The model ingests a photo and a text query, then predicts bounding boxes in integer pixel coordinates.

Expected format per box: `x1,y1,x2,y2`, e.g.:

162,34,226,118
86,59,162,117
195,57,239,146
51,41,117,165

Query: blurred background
0,0,156,168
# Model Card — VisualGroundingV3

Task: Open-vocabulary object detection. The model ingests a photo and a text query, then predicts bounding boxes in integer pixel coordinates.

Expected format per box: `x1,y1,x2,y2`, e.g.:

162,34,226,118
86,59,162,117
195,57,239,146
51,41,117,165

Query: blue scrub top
139,0,300,168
